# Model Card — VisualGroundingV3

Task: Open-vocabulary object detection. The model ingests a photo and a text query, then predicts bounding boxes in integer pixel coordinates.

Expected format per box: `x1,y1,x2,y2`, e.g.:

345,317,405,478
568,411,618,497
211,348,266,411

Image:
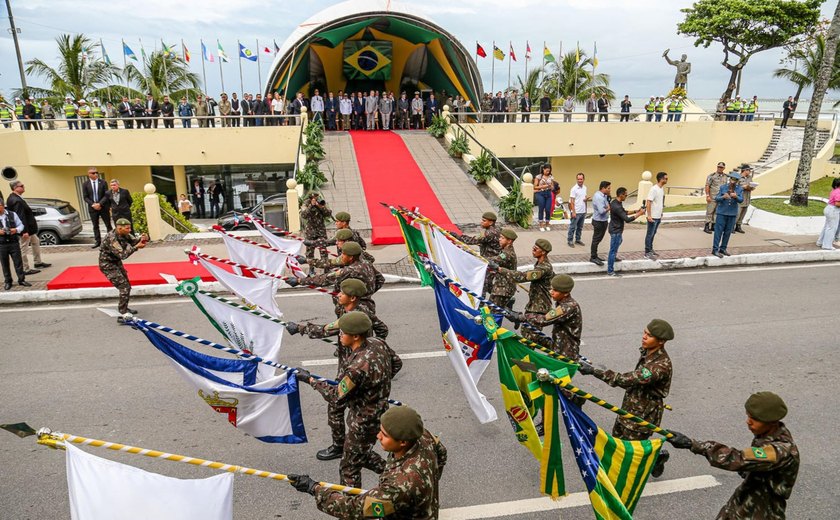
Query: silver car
28,198,83,245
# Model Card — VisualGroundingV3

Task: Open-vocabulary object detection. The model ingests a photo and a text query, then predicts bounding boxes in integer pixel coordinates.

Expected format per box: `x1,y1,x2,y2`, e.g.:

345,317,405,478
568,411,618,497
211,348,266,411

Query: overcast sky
1,0,836,102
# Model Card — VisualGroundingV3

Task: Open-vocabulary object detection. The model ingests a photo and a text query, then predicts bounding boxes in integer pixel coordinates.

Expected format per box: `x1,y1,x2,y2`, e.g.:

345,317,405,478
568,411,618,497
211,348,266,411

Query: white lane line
439,474,720,520
0,298,190,313
302,350,446,366
575,261,840,281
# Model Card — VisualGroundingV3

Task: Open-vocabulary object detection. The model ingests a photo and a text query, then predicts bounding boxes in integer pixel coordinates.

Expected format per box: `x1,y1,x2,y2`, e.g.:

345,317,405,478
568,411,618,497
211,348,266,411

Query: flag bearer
98,218,148,322
456,211,501,296
304,211,366,254
485,228,518,308
493,238,554,342
508,274,581,360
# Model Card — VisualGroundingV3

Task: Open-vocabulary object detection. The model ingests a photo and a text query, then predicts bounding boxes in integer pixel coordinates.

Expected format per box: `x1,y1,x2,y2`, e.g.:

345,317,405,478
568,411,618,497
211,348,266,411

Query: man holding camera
99,218,148,321
0,198,32,290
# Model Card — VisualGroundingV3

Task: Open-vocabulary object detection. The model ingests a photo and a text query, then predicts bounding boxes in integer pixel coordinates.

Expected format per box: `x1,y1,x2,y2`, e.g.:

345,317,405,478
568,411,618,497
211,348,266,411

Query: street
2,263,838,519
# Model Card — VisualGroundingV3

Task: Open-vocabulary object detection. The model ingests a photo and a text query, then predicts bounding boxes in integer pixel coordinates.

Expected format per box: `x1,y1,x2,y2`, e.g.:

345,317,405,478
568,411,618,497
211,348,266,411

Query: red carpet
46,261,231,290
350,131,458,245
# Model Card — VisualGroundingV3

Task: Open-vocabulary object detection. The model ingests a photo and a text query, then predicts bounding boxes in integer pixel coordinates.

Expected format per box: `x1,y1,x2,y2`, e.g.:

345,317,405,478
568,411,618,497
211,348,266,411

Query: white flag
198,257,282,317
193,290,283,381
252,219,304,255
420,223,487,308
66,443,233,520
218,232,289,277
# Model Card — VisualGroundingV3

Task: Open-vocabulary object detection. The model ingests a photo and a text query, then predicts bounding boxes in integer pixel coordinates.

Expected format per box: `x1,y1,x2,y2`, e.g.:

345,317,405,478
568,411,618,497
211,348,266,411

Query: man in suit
144,93,160,128
325,91,337,130
586,93,598,122
425,94,439,123
0,199,31,290
597,93,610,122
107,179,133,230
253,94,266,126
192,180,206,219
230,93,241,127
519,92,532,122
7,180,50,274
118,96,133,129
209,180,223,218
240,94,252,127
365,90,378,130
82,168,112,248
539,93,552,122
293,93,307,125
491,91,505,123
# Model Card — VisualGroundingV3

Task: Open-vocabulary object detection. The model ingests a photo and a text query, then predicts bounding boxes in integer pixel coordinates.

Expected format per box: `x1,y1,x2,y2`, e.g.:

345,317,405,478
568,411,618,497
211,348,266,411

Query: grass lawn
664,203,708,212
774,175,838,198
751,198,826,217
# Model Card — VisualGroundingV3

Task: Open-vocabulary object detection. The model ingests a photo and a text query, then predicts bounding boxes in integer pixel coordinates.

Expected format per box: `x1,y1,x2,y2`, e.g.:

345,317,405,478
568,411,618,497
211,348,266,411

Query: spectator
108,179,133,230
206,96,218,127
534,164,555,231
160,95,174,128
230,92,241,127
41,100,56,130
590,181,611,266
562,95,574,122
586,93,597,122
178,194,192,220
118,96,133,129
144,93,160,128
178,97,194,128
195,94,208,127
192,180,206,219
491,91,505,123
340,93,352,131
0,198,30,290
711,171,744,258
310,89,324,124
22,98,37,130
131,97,145,125
620,95,631,122
82,168,112,248
817,177,840,250
105,101,118,129
654,96,664,122
426,93,440,123
666,96,676,122
539,93,552,122
240,93,252,127
7,180,50,274
645,171,668,259
519,92,532,122
379,92,393,130
607,187,644,276
353,92,365,129
0,101,12,128
781,96,796,129
735,164,755,233
410,91,423,129
325,91,337,130
218,93,231,127
597,93,609,122
672,96,684,122
209,180,223,218
645,96,656,122
64,96,79,130
253,93,265,126
293,92,307,125
567,172,590,247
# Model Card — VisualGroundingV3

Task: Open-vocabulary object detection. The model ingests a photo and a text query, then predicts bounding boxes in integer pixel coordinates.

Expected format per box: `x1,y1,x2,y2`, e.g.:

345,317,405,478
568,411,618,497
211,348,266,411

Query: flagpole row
244,215,338,257
35,429,366,495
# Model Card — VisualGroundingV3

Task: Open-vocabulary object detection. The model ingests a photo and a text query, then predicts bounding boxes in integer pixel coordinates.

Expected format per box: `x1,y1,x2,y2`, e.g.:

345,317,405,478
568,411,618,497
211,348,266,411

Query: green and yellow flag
343,41,392,80
392,209,433,286
543,45,555,63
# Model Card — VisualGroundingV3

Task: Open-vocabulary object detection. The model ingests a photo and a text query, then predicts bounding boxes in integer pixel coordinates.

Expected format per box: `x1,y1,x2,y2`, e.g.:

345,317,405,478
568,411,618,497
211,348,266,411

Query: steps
319,133,372,230
753,127,831,174
758,128,782,162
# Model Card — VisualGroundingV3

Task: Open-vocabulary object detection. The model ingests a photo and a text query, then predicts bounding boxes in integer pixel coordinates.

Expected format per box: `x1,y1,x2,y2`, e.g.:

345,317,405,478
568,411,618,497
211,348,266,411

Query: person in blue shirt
712,171,744,258
0,199,30,289
590,180,611,266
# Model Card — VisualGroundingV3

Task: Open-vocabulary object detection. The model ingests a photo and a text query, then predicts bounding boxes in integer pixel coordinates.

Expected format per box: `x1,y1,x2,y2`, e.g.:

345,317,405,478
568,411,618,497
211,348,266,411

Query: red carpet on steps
46,261,231,290
349,131,458,245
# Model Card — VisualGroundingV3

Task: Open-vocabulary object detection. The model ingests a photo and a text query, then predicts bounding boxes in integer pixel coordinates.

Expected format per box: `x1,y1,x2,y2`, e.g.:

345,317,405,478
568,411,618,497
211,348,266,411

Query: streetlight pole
5,0,28,95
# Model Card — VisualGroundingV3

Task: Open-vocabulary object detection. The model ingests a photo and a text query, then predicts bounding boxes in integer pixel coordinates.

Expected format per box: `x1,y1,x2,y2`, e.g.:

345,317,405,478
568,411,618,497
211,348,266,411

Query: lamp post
5,0,28,96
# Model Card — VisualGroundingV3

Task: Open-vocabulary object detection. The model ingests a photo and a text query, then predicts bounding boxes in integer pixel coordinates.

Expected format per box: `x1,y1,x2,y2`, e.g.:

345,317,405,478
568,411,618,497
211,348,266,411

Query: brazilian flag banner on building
343,40,392,80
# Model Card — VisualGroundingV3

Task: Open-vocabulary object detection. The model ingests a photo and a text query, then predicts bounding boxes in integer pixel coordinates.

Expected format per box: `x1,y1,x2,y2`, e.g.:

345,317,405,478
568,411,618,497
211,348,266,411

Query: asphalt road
2,263,838,519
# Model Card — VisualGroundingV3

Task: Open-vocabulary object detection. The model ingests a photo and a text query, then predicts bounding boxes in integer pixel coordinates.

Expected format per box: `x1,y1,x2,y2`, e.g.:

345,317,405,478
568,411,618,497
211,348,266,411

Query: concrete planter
745,196,827,235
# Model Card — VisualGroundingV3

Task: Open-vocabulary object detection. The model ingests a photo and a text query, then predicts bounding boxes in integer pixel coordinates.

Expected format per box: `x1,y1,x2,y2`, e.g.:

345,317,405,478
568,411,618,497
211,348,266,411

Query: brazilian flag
343,41,392,80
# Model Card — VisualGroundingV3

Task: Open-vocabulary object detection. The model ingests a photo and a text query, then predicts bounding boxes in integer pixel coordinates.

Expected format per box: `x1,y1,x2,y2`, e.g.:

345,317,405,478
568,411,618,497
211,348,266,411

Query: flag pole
256,39,263,94
238,40,244,96
200,39,208,97
32,427,367,495
244,215,338,256
574,41,579,101
507,42,512,91
490,41,496,93
524,41,529,83
557,41,562,101
217,40,226,92
100,38,112,103
122,39,129,91
541,41,545,87
162,43,170,96
283,43,297,98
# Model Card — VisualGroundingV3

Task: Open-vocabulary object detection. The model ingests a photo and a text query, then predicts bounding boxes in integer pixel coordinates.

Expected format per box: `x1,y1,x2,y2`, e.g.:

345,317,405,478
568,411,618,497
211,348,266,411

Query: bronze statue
663,49,691,89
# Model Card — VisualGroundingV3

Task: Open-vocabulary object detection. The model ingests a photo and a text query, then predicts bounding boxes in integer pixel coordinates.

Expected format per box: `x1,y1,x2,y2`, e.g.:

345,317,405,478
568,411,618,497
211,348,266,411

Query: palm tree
774,34,840,103
539,50,614,102
516,67,543,102
124,50,201,101
21,34,120,104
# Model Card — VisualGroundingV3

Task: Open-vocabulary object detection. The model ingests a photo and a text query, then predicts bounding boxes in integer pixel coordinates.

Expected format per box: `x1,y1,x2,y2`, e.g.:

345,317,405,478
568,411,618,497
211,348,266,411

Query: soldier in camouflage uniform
301,192,333,266
289,406,447,519
286,279,388,461
295,312,402,487
481,93,493,123
98,218,148,322
307,229,376,273
305,211,366,255
667,392,799,519
704,162,729,234
494,238,554,342
485,228,518,308
457,211,501,296
506,89,519,123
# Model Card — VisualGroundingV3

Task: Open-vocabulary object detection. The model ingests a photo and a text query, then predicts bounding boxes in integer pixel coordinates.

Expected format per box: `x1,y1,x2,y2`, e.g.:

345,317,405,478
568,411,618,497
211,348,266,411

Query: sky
1,0,836,102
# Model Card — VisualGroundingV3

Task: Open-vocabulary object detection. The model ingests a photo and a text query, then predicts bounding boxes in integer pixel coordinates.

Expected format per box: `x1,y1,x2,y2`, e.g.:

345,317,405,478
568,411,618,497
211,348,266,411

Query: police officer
288,406,447,518
0,199,31,290
645,96,656,122
654,96,664,122
77,99,91,129
495,238,554,341
704,161,729,234
0,102,11,128
667,392,799,519
98,218,148,322
91,99,105,129
485,228,518,308
295,311,402,487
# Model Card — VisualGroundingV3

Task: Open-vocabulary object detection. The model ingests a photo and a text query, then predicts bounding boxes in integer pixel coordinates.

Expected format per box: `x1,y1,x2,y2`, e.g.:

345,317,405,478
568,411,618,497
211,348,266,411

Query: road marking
439,474,720,519
574,261,840,282
302,350,446,366
0,298,190,313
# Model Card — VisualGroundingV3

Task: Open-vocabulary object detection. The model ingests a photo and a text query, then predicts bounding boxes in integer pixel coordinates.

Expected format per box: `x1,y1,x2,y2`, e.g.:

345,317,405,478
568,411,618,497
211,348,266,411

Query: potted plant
447,129,470,158
498,180,533,228
427,113,450,138
468,149,498,183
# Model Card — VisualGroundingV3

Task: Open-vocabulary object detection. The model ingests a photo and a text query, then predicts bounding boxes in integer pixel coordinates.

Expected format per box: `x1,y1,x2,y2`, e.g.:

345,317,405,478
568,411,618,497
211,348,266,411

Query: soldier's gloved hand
294,367,312,383
288,474,318,495
666,431,693,450
486,260,499,270
577,362,595,376
303,239,314,247
285,278,300,288
285,321,300,335
295,255,307,265
504,309,523,324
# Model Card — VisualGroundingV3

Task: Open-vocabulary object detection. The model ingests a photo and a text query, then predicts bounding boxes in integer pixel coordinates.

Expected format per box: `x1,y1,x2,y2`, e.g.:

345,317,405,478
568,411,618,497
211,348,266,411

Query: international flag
140,43,147,62
544,45,555,63
183,42,191,63
101,42,111,65
239,43,257,62
263,46,272,54
274,40,280,54
122,41,137,61
140,325,307,443
161,40,175,58
250,218,303,256
487,317,577,497
525,41,532,61
476,42,486,58
392,210,433,285
557,389,663,518
202,40,214,63
493,45,505,61
509,42,517,62
593,41,599,69
65,443,233,520
575,41,581,64
217,41,229,62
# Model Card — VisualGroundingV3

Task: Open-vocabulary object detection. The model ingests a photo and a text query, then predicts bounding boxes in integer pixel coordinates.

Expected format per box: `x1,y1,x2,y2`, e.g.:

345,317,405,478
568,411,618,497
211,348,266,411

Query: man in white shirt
339,94,353,131
567,172,590,247
310,89,324,124
644,171,668,259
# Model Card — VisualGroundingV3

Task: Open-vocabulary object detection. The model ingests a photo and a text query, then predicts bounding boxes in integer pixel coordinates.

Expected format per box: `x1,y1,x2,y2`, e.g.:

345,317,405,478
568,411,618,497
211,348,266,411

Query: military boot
735,224,745,233
703,223,712,234
316,444,343,461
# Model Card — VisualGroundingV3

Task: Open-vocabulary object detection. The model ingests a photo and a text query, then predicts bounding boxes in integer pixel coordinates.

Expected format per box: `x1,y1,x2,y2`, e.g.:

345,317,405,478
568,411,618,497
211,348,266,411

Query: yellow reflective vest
64,103,77,117
78,105,91,118
92,105,104,118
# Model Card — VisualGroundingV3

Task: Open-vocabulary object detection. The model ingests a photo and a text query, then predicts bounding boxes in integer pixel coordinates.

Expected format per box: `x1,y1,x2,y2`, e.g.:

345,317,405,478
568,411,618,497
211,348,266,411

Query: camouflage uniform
315,430,447,519
301,199,332,262
481,95,493,123
690,423,799,519
592,347,671,440
310,249,376,272
460,225,501,296
301,260,385,313
312,227,368,254
527,294,581,359
705,171,729,225
98,231,142,313
309,337,402,487
486,243,517,308
499,259,554,342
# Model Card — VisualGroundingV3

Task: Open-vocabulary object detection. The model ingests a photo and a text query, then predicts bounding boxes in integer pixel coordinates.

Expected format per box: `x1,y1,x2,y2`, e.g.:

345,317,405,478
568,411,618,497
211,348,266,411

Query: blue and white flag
239,43,257,62
142,326,306,443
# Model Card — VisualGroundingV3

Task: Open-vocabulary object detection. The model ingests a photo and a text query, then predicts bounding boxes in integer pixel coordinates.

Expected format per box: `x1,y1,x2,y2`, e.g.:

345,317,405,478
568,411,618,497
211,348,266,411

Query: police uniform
485,228,518,308
705,167,730,230
98,219,144,314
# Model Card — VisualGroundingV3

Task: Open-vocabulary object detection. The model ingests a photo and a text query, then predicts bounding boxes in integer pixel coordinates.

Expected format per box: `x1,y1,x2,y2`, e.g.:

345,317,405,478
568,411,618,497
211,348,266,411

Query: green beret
339,278,366,297
115,218,131,226
338,311,372,335
500,228,518,240
745,392,787,422
551,274,574,292
341,241,363,256
646,319,674,341
335,211,351,222
334,229,354,241
380,405,424,442
535,238,552,253
482,211,498,221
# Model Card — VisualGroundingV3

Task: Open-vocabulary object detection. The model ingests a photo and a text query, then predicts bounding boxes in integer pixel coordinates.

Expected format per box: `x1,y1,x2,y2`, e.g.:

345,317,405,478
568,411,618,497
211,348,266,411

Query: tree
790,0,840,207
516,67,543,103
774,34,840,102
677,0,822,100
124,50,201,101
21,34,120,104
539,51,614,102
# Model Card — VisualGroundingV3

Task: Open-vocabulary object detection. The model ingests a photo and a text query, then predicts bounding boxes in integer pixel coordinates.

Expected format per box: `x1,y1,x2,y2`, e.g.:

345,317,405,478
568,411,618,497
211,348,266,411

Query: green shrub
130,192,199,236
297,160,328,192
427,114,450,138
447,129,470,158
468,149,498,183
498,180,534,228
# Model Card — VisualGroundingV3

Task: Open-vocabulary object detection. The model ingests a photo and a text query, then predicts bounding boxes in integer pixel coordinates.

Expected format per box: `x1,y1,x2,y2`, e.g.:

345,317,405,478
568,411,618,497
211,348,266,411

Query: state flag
509,43,517,62
525,41,532,60
476,42,487,58
544,45,555,63
123,42,137,61
239,43,257,62
195,258,282,317
217,41,229,62
493,45,505,61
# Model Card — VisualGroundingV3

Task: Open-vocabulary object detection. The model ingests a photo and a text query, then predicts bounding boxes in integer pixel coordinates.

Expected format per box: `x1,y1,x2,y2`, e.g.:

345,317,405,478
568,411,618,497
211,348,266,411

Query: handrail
2,113,301,131
291,116,306,181
450,119,520,183
664,185,704,195
160,207,193,233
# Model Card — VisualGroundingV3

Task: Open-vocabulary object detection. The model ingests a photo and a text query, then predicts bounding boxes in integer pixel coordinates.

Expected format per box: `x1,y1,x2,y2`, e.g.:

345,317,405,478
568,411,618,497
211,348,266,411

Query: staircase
319,133,372,231
757,128,782,162
753,127,832,174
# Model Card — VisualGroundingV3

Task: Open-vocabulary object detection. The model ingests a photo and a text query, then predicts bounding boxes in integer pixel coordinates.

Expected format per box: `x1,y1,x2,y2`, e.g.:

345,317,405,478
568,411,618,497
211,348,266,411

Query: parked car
27,198,83,245
217,193,285,231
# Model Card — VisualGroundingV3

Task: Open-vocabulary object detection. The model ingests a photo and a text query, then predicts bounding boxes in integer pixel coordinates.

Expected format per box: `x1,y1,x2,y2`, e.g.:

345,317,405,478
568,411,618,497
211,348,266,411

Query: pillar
522,172,535,203
637,171,653,207
173,165,188,199
143,183,164,240
286,178,301,233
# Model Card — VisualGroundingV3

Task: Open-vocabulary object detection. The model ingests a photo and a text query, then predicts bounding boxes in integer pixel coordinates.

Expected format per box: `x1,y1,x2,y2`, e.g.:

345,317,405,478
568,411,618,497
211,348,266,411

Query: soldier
735,164,755,233
510,274,580,359
285,279,389,462
666,392,799,519
579,318,674,477
485,228,518,308
300,192,332,268
306,211,366,253
98,218,148,322
457,211,501,296
481,92,493,123
410,91,424,129
289,405,447,519
704,161,730,234
295,312,402,487
494,238,554,342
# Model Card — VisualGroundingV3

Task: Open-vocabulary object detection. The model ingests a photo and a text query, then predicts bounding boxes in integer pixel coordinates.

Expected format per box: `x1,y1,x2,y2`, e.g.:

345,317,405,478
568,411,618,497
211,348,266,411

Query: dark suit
209,183,223,218
352,97,365,129
519,97,532,122
539,96,552,122
241,99,252,127
230,98,241,127
161,101,175,128
325,96,337,130
82,177,112,244
491,96,506,122
597,98,609,122
108,188,133,229
118,101,134,128
192,184,206,218
426,98,439,122
5,193,37,235
145,99,160,128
